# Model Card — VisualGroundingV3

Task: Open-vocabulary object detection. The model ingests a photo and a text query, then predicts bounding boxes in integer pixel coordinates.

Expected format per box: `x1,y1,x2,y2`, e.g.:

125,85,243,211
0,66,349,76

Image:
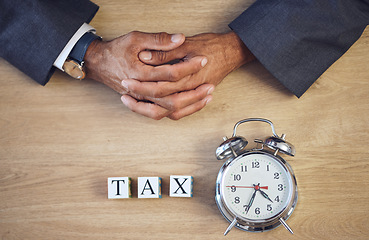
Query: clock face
220,152,294,221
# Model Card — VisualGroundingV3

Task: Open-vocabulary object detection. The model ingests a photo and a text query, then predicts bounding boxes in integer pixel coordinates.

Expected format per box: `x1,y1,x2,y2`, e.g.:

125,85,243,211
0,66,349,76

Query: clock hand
258,189,273,203
226,185,269,190
244,189,257,214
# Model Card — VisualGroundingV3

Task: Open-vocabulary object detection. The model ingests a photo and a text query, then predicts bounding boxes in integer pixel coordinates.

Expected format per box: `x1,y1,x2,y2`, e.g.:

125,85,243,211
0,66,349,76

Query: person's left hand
84,31,207,94
83,31,213,120
120,31,256,120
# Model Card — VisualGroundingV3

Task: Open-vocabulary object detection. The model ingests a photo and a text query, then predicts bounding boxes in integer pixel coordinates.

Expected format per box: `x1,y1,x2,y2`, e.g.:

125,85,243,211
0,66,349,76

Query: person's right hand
119,31,255,120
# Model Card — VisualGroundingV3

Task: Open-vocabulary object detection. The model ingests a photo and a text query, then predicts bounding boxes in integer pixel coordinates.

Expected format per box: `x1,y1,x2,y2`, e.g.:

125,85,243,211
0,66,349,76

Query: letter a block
170,175,193,197
138,177,162,198
108,177,132,199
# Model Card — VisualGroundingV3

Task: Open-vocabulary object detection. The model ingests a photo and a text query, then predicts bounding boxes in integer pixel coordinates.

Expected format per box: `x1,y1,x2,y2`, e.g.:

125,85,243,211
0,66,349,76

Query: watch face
63,60,85,80
219,151,296,223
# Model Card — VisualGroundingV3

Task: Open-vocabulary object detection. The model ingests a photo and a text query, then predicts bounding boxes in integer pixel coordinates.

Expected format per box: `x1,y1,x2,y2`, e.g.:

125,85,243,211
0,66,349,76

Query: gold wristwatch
63,32,100,80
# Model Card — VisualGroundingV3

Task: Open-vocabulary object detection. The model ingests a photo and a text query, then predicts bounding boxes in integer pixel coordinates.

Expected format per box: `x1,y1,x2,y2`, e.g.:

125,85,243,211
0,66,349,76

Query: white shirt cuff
53,23,96,71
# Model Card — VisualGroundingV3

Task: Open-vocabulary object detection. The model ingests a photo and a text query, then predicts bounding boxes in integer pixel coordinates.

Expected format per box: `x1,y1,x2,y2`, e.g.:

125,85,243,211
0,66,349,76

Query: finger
147,84,215,111
167,95,213,120
131,55,207,82
122,73,204,98
139,49,186,66
132,32,186,51
121,95,172,120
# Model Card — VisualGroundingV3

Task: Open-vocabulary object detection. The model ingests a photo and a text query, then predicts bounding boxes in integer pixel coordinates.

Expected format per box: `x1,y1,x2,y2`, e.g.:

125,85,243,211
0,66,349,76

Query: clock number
267,204,272,211
267,165,270,171
234,197,240,204
274,172,280,179
234,174,241,181
231,186,236,192
252,161,260,168
241,165,247,172
278,184,284,191
275,196,280,202
255,207,260,215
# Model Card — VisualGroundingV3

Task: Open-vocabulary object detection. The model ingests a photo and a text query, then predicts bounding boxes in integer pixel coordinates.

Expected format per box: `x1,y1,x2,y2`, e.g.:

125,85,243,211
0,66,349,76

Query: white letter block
170,175,193,197
108,177,132,199
138,177,162,199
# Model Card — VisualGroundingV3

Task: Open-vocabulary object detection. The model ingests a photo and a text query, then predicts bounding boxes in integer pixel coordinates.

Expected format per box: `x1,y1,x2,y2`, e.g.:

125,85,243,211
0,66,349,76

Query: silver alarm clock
215,118,298,235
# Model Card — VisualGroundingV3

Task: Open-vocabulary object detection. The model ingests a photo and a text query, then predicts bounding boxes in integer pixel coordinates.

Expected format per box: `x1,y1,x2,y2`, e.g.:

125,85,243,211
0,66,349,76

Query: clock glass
220,151,294,222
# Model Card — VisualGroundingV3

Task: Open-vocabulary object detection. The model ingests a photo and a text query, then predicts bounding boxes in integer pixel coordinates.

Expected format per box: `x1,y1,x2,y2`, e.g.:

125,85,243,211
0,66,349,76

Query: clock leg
224,217,238,236
279,218,294,234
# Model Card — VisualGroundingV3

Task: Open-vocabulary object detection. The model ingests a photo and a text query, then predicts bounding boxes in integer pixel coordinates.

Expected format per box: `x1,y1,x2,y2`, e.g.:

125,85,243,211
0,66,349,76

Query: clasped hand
84,31,254,120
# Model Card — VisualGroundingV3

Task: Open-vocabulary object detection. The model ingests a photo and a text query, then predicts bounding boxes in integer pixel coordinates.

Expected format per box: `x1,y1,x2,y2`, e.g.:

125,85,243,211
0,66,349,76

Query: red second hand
226,185,269,190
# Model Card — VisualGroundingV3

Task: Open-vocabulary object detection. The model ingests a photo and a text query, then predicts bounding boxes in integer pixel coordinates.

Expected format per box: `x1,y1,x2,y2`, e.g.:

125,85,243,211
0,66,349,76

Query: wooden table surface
1,1,369,239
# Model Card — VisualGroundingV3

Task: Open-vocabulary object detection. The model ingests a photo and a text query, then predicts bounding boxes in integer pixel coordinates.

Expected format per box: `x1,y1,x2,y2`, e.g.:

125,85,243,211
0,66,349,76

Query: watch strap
68,32,101,64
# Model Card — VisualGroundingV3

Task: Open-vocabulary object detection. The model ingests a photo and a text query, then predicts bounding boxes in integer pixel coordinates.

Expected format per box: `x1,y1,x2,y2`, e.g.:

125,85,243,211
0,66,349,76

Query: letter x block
170,175,193,197
108,177,132,199
138,177,162,198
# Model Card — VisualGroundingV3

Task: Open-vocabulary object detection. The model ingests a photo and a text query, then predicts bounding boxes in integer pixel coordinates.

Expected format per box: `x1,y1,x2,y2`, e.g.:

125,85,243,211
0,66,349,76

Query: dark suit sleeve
0,0,99,85
229,0,369,97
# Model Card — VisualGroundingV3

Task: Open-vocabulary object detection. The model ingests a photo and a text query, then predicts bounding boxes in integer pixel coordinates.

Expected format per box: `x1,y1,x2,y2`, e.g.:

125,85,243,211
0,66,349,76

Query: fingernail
171,34,183,43
205,96,213,105
201,58,208,67
140,51,152,61
121,95,129,105
121,80,129,90
207,86,215,95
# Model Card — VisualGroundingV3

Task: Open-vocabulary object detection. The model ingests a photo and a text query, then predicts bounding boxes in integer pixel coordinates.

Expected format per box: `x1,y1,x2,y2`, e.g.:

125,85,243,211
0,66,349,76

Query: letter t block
170,175,193,197
107,177,132,199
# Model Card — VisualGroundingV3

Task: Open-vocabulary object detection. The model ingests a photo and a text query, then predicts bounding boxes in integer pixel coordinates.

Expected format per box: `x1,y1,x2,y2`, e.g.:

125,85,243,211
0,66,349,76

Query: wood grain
1,0,369,239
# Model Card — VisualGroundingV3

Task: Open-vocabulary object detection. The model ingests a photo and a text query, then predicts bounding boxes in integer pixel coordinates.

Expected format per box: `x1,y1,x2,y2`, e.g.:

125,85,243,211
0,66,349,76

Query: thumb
139,49,186,66
140,32,185,51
